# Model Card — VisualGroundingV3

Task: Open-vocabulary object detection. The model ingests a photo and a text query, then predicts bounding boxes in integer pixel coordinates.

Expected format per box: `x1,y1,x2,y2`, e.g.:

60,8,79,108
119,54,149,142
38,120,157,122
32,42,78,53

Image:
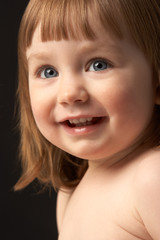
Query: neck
87,139,148,172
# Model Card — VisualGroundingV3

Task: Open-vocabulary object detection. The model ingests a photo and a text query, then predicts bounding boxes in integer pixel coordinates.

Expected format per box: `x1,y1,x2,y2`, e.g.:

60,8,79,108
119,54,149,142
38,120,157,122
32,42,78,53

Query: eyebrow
27,52,52,62
27,39,124,63
82,43,123,54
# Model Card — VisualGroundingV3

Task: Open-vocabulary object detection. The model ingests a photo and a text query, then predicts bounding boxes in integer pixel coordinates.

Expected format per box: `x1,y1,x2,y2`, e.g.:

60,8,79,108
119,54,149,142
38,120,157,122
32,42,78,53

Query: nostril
57,88,89,105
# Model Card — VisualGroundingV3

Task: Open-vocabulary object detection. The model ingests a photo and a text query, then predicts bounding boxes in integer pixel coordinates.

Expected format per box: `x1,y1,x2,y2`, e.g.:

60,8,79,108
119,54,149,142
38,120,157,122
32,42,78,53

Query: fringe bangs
21,0,124,50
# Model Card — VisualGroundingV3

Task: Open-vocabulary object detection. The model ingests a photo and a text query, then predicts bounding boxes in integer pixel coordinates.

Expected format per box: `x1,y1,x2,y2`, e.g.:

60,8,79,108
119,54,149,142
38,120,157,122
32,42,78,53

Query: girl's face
27,21,155,166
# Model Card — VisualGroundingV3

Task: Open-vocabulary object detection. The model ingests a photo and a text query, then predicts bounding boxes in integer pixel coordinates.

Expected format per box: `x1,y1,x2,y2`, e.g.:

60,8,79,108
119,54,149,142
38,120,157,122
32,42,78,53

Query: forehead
22,0,158,70
25,0,140,63
26,21,125,60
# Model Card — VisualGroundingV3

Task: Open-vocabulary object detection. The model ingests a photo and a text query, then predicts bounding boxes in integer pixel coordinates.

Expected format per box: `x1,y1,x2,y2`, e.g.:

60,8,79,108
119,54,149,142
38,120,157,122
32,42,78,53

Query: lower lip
59,117,107,136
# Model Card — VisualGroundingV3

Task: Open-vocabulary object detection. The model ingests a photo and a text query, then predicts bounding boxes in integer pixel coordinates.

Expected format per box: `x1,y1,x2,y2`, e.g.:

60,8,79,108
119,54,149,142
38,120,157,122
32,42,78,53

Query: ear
155,70,160,105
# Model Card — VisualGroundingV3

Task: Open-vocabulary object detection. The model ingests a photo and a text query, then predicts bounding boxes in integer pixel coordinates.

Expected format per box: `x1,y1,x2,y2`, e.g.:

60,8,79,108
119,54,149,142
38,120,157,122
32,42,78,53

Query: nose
57,76,89,105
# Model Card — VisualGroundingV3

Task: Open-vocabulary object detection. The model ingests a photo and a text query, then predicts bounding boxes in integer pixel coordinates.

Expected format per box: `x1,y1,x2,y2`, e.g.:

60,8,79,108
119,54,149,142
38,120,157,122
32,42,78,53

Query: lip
58,116,107,136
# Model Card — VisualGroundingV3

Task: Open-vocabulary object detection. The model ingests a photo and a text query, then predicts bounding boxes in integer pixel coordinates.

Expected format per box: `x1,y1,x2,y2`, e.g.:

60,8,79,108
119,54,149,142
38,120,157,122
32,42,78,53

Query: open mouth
62,117,105,128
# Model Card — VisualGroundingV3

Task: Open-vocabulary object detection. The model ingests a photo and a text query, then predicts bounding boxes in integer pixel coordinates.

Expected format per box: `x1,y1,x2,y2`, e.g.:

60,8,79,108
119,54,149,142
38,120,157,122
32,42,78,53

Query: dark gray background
0,1,58,239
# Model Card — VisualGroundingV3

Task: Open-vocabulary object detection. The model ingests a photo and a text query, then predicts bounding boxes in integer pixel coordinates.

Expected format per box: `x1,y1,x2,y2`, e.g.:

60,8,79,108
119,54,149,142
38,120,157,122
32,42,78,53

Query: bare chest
58,177,151,240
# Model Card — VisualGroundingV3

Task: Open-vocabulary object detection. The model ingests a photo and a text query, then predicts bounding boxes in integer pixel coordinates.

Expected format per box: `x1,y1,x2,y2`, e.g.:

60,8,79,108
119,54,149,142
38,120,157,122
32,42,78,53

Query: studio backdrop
0,1,58,239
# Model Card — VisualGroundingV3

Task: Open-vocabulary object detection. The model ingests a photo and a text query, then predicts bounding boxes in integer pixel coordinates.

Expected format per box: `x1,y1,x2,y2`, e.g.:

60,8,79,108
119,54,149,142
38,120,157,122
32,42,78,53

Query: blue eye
89,60,110,72
40,67,58,78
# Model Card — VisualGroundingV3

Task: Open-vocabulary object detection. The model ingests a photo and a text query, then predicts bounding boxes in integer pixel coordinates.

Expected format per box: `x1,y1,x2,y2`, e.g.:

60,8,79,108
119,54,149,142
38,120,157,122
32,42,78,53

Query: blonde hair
15,0,160,191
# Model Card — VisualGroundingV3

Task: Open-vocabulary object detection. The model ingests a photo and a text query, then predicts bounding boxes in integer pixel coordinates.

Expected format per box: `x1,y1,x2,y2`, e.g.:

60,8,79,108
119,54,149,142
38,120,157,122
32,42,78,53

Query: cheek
101,85,137,115
29,87,53,129
31,104,44,126
101,81,154,126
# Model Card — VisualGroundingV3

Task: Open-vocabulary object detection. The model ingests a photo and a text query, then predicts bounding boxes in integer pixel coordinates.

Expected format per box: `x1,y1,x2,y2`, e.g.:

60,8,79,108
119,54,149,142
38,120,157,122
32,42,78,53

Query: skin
27,20,160,239
57,149,160,240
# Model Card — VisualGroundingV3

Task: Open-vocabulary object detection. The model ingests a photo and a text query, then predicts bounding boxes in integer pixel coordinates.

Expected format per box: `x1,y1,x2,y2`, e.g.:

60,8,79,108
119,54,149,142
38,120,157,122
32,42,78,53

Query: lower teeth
75,121,92,127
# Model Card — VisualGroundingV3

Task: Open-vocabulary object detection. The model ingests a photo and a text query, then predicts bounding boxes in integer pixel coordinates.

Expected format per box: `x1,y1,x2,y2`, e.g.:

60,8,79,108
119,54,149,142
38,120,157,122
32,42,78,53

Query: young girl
15,0,160,239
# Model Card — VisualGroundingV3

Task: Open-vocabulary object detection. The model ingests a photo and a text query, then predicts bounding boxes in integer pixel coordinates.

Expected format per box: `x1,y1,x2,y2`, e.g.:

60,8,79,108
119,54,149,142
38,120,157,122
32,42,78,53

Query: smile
62,117,105,128
59,116,107,135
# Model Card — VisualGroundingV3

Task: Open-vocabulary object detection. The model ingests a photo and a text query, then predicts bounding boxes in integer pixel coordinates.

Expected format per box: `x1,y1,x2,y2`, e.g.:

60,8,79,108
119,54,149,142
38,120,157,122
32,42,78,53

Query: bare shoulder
134,148,160,239
135,148,160,186
56,187,74,233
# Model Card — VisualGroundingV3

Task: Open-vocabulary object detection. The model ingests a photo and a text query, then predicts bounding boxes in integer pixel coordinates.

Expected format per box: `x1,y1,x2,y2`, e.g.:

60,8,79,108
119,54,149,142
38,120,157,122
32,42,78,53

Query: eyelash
86,57,113,71
34,58,113,79
35,64,57,78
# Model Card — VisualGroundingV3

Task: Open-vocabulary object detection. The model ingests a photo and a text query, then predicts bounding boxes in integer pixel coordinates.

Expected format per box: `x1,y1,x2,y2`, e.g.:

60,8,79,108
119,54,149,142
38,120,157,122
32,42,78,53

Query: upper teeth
69,117,92,124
